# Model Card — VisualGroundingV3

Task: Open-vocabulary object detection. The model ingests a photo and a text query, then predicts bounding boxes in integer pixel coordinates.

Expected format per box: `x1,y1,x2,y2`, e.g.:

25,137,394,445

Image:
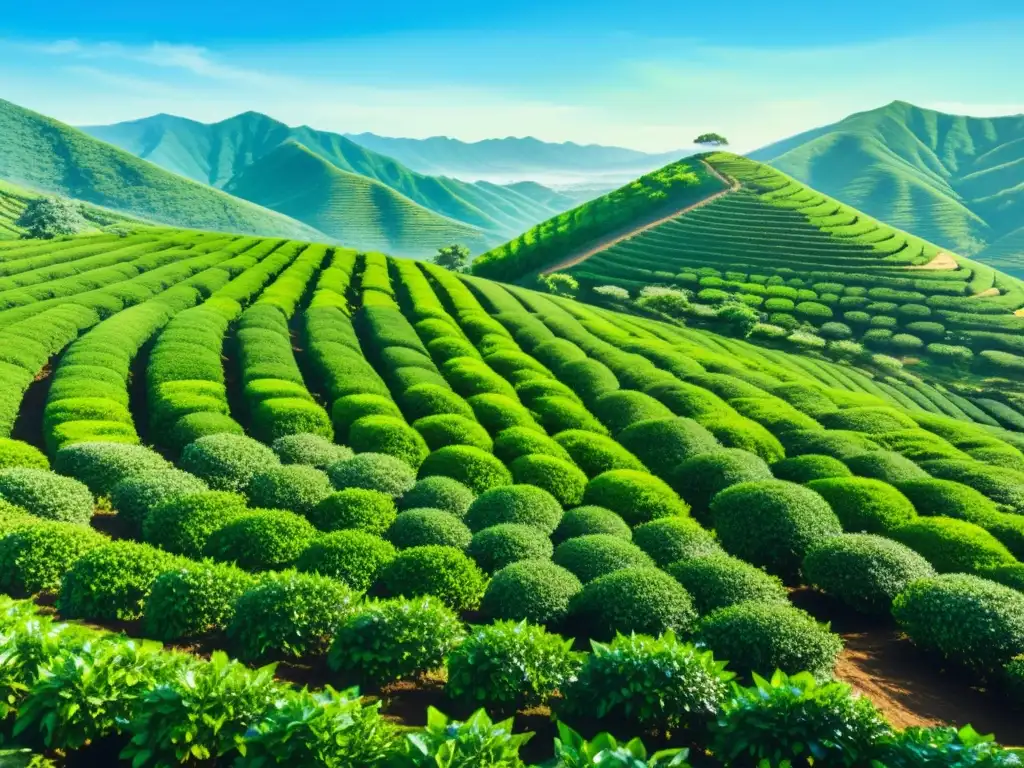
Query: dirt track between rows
906,251,958,271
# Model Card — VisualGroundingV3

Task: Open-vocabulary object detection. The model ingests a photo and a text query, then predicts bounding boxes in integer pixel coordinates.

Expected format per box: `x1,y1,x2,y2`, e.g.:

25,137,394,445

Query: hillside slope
225,141,491,256
83,112,581,239
0,99,325,242
750,101,1024,275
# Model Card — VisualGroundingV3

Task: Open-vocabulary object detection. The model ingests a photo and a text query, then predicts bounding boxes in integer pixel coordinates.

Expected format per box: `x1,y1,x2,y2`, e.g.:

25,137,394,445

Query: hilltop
83,112,585,246
0,99,324,242
750,101,1024,277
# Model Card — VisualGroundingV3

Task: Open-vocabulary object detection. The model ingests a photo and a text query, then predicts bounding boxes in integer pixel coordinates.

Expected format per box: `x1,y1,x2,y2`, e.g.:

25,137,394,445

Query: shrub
331,394,402,441
0,468,94,525
632,516,722,567
844,451,927,483
398,476,475,518
895,477,1002,521
713,671,888,768
59,541,185,621
891,518,1015,573
670,449,772,521
893,574,1024,673
0,522,107,596
645,380,730,419
919,459,1024,513
493,427,572,464
229,570,357,661
378,545,487,610
554,430,646,478
468,524,553,574
418,446,512,494
559,359,620,403
780,429,878,460
581,469,688,527
806,477,916,535
142,491,249,557
271,433,353,469
309,488,397,535
446,620,581,712
822,407,917,434
251,398,333,443
296,530,396,590
569,567,697,640
327,452,417,497
53,442,168,494
402,383,475,422
0,440,48,470
711,480,841,581
508,454,587,508
349,415,430,469
143,562,256,641
552,534,653,584
698,602,843,682
803,534,935,615
179,434,280,492
699,416,785,464
591,391,674,436
480,560,581,627
668,553,788,614
551,505,631,545
617,417,719,480
560,631,731,734
464,484,563,534
245,464,333,516
388,509,472,550
413,414,493,453
468,393,542,435
771,454,851,483
204,510,318,571
328,596,465,686
876,725,1021,767
111,470,210,531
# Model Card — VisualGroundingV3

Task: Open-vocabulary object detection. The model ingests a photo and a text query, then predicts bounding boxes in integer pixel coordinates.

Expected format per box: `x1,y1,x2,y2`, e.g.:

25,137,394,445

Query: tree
716,301,759,338
694,133,729,147
636,286,689,318
16,196,87,240
537,272,579,298
433,244,471,272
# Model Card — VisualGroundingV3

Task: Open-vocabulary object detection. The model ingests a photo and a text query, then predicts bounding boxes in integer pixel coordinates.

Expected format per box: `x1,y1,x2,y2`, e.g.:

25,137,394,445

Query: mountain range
751,101,1024,276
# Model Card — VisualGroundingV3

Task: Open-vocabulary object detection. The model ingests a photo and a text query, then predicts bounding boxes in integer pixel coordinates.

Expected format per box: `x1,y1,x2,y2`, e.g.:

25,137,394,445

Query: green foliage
310,488,398,535
179,433,280,492
16,197,86,239
875,724,1024,768
379,545,487,610
668,553,788,614
570,567,697,640
246,464,333,515
332,394,403,442
327,452,417,497
582,469,688,527
712,670,889,768
389,509,473,549
553,534,653,584
806,476,917,535
711,480,841,581
398,476,476,518
493,427,573,465
0,522,107,596
433,243,471,272
632,516,722,566
552,722,691,768
508,454,587,508
617,417,720,480
328,597,465,686
349,415,430,469
919,459,1024,514
469,524,554,574
228,570,357,661
143,561,256,641
110,468,209,529
465,484,563,534
204,509,317,571
552,505,631,545
297,530,396,590
670,449,772,521
844,450,927,483
418,445,512,494
803,534,935,615
0,440,48,471
893,574,1024,674
0,469,94,524
446,620,581,712
554,430,646,478
771,454,852,483
142,490,248,557
892,517,1015,573
272,433,353,470
481,559,582,626
393,706,531,768
538,272,580,298
697,602,843,682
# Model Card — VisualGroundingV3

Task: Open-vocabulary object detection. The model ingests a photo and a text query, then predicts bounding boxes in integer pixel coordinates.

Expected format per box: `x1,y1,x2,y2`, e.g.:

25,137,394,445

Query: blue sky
2,0,1023,152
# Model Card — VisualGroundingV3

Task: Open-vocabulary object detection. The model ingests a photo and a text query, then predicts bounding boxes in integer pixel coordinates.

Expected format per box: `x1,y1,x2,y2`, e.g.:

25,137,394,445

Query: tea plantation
0,225,1023,765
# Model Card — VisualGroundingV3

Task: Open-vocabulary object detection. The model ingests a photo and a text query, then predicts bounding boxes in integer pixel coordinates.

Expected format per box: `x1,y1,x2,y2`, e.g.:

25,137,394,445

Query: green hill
83,112,582,241
0,99,325,242
225,141,491,256
750,101,1024,276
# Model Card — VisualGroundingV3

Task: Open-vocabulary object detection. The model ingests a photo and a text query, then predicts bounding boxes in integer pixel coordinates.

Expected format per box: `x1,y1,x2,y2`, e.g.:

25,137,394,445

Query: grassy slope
83,112,579,238
750,101,1024,270
0,99,325,242
225,141,492,257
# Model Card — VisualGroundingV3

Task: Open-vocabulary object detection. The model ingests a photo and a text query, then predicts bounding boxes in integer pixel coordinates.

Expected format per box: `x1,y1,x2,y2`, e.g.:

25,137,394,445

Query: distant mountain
83,112,585,251
750,101,1024,275
225,141,491,255
343,132,686,181
0,99,324,242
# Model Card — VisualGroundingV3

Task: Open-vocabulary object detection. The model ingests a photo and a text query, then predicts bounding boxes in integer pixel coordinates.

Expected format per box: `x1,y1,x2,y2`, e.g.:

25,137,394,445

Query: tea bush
554,430,647,477
327,452,417,497
617,417,720,479
144,561,256,641
670,449,772,522
388,509,472,550
418,445,512,494
668,553,788,614
551,505,631,545
468,523,554,573
569,567,697,639
806,477,917,535
296,530,396,590
110,469,209,530
378,545,487,610
0,469,94,524
349,416,430,469
891,517,1015,573
179,434,280,492
481,559,583,626
142,491,248,557
632,516,722,566
508,454,587,507
553,534,653,584
0,522,107,596
204,510,317,571
771,454,852,483
53,441,168,494
271,433,353,470
465,484,563,534
246,464,333,515
582,469,688,527
398,476,475,518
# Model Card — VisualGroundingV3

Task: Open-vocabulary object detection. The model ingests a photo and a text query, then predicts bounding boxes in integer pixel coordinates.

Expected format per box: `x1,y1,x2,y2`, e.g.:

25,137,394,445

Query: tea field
0,227,1023,765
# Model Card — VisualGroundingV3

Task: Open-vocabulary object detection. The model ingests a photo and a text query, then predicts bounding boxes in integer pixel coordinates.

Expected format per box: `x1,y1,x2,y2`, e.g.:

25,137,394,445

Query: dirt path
540,160,740,275
973,287,1001,298
906,251,958,271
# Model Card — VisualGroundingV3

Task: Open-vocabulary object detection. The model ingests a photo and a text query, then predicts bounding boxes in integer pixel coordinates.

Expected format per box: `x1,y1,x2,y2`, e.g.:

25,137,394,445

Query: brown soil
973,287,1001,297
540,160,740,275
906,252,958,271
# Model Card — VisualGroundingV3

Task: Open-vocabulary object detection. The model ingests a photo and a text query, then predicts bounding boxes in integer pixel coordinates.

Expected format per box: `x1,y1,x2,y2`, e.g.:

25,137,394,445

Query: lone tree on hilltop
16,196,87,239
433,244,471,272
694,133,729,147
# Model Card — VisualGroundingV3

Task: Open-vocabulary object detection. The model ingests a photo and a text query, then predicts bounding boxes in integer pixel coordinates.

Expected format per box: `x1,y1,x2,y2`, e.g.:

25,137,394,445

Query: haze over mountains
751,101,1024,276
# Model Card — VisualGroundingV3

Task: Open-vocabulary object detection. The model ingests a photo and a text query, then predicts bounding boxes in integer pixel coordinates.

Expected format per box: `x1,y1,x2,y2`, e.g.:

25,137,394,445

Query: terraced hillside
1,226,1024,763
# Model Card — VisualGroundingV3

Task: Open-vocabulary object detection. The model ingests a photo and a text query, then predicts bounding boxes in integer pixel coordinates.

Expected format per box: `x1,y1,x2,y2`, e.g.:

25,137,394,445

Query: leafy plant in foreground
552,722,691,768
395,706,531,768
